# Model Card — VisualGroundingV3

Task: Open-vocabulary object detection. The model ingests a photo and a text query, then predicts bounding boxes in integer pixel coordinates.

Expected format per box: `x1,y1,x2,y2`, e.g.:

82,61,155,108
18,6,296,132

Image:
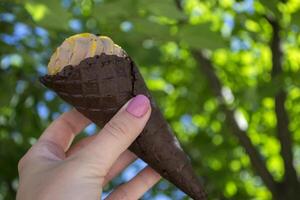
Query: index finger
77,95,151,173
39,109,91,152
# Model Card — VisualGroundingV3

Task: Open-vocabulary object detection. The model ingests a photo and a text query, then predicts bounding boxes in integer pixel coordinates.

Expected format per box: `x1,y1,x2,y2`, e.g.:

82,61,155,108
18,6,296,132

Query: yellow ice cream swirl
47,33,127,75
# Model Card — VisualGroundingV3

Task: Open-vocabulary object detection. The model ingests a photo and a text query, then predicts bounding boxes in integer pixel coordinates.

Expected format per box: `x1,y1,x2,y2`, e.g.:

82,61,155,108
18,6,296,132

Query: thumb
76,95,151,174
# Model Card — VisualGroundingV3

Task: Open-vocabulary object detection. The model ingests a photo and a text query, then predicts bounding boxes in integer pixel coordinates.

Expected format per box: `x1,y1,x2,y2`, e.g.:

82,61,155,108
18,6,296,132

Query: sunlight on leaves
80,0,92,16
24,0,71,30
230,160,241,172
234,109,249,131
192,114,208,128
147,78,168,91
25,2,48,21
213,49,228,66
286,47,300,71
204,99,217,112
208,158,223,171
262,98,274,109
224,181,237,197
212,134,223,146
185,0,211,24
220,0,234,8
266,155,284,181
211,120,221,133
245,19,261,32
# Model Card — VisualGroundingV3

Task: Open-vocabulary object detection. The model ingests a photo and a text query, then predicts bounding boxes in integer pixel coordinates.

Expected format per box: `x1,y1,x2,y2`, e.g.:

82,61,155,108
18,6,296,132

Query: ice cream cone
40,34,207,199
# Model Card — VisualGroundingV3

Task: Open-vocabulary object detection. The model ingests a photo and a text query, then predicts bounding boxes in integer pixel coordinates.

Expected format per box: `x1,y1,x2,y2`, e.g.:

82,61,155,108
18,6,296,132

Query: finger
67,135,137,185
66,135,97,157
39,109,91,152
77,95,151,173
103,150,137,186
105,166,161,200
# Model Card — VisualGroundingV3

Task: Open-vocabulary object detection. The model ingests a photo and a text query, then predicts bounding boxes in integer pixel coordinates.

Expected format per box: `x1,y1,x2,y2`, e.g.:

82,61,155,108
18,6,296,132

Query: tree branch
192,51,278,194
172,0,285,197
174,0,183,11
268,18,299,189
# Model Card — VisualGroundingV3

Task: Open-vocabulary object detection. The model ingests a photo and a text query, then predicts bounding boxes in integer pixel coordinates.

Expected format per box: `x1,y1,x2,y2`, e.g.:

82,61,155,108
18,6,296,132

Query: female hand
17,95,160,200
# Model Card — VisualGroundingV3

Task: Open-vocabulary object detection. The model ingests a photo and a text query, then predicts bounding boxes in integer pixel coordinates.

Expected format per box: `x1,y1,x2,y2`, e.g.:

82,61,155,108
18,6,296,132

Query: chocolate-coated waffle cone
40,54,207,199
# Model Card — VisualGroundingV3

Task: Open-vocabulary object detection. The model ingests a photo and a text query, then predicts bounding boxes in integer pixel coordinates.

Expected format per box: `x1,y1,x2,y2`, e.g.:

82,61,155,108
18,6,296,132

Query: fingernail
126,95,150,118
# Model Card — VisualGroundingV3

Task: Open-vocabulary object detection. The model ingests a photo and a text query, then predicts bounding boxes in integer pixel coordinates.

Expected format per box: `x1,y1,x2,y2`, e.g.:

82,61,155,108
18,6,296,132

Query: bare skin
17,95,160,200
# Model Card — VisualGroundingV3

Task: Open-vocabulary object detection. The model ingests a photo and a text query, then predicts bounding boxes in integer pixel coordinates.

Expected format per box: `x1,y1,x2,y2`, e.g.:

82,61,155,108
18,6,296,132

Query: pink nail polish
126,95,150,118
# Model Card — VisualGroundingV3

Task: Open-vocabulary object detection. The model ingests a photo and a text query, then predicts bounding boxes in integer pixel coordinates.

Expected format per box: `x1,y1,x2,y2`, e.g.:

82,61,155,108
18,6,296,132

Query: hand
17,95,160,200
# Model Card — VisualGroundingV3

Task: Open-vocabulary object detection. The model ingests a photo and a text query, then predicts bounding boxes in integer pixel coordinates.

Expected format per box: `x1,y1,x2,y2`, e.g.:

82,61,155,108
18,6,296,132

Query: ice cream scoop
40,33,207,200
48,33,126,75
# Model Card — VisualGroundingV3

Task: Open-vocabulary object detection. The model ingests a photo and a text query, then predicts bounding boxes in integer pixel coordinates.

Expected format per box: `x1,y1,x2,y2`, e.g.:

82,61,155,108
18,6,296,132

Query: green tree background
1,0,300,199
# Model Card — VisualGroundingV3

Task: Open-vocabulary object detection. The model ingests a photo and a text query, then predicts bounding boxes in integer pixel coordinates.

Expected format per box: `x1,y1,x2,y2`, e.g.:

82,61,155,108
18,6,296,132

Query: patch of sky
0,34,18,45
221,86,234,104
35,27,48,37
233,0,254,14
234,110,248,131
180,114,197,134
37,102,49,119
191,7,202,18
222,13,234,37
121,159,147,182
172,189,186,199
35,27,49,45
0,13,15,22
25,37,37,48
230,37,250,51
72,6,82,16
51,112,60,120
44,91,55,101
16,80,27,94
14,22,31,40
62,0,72,8
69,19,82,32
120,21,133,32
36,64,47,75
59,103,71,113
101,192,109,199
0,54,23,69
1,22,32,45
84,124,97,135
153,194,172,200
158,181,169,190
143,39,155,49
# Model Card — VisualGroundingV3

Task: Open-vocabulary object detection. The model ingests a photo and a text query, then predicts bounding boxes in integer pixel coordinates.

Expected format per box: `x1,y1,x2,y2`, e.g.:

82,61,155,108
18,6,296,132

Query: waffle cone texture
40,54,207,199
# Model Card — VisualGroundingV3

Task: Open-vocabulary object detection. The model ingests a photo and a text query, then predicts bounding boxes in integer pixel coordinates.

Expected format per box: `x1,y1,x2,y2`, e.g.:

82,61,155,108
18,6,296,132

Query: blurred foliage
1,0,300,199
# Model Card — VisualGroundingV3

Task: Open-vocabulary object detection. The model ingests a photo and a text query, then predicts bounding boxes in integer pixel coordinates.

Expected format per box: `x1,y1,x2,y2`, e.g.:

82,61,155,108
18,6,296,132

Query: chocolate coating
40,54,207,199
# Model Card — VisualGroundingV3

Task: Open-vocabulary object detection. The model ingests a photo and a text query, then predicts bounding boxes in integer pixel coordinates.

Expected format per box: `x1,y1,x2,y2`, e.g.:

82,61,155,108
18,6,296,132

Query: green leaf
225,181,238,197
131,19,171,41
259,0,281,19
139,0,185,20
92,0,133,19
291,10,300,26
25,0,71,30
80,0,93,16
257,75,284,98
179,23,226,50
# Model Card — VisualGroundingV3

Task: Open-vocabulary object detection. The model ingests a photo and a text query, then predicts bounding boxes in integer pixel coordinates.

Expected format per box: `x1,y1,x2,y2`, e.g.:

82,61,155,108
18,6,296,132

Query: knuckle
105,119,129,138
36,139,64,159
59,115,78,136
139,172,152,188
110,185,130,200
18,155,28,173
